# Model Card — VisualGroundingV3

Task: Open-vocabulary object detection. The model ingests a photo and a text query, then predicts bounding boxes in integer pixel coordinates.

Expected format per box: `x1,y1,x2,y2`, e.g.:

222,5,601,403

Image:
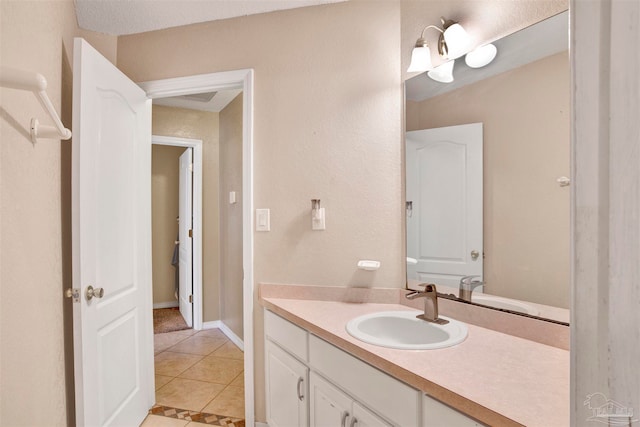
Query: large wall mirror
405,11,569,324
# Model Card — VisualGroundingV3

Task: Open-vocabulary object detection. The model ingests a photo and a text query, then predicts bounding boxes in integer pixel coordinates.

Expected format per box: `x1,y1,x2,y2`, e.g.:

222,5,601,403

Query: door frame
140,69,255,426
152,136,203,329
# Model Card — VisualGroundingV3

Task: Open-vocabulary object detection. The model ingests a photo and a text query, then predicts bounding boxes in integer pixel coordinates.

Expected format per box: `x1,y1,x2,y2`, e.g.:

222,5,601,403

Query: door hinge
189,295,193,304
189,163,194,172
65,288,80,303
188,229,193,238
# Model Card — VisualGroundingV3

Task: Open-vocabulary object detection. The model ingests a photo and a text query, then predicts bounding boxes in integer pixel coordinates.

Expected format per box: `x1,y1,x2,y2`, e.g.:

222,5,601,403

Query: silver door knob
471,250,480,261
86,285,104,301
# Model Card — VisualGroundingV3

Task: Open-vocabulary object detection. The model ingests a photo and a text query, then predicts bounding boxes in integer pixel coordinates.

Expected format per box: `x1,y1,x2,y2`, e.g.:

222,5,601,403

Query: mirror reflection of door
406,124,483,290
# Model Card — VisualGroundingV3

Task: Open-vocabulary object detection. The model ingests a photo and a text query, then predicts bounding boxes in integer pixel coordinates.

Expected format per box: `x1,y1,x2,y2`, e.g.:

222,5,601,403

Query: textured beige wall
152,145,185,305
118,3,403,420
219,94,244,340
117,0,568,421
0,1,117,425
406,52,570,309
152,105,221,321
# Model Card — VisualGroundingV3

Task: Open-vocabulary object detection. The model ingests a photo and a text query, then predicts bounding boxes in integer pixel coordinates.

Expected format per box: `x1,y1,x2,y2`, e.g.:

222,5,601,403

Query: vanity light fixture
408,16,497,83
407,17,471,73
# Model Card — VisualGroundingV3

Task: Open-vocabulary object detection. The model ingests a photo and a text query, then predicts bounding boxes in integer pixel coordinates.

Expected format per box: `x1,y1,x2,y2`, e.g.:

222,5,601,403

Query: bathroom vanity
260,285,569,427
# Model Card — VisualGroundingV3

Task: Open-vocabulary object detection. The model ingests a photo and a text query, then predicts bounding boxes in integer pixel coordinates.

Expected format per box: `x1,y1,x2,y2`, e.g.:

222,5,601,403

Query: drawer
265,310,309,362
309,334,420,427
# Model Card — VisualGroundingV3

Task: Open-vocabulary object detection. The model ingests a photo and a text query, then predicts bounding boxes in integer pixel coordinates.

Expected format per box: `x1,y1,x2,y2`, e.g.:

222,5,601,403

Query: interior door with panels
72,37,153,426
406,123,483,289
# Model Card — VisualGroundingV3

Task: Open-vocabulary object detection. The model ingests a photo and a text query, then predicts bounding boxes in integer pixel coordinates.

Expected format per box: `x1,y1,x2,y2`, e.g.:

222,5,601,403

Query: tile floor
140,328,245,427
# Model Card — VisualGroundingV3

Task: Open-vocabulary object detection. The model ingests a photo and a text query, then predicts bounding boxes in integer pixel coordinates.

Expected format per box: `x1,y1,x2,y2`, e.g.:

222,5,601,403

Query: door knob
471,250,480,261
86,285,104,301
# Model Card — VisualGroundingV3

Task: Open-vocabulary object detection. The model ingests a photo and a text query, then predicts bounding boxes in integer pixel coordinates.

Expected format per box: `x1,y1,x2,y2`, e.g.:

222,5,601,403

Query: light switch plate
229,191,237,204
256,208,270,231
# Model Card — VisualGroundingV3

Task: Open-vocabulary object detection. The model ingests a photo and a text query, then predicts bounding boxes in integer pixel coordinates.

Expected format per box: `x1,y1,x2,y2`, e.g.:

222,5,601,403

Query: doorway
141,70,254,426
151,136,203,330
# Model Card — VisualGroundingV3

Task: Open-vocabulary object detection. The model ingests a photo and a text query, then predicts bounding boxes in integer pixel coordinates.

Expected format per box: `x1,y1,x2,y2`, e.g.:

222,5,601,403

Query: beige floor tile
195,328,227,340
202,385,245,419
211,341,244,360
154,331,192,354
155,374,173,390
156,378,226,412
168,336,228,356
140,414,189,427
155,351,203,377
178,355,244,385
229,372,244,389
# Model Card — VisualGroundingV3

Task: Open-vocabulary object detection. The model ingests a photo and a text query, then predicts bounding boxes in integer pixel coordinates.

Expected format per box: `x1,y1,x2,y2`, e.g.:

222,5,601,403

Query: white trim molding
202,321,245,351
142,69,255,426
571,0,640,425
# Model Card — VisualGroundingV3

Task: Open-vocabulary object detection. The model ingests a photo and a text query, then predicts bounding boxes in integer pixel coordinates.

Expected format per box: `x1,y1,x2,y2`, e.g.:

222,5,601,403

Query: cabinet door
266,341,309,427
352,402,392,427
310,372,352,427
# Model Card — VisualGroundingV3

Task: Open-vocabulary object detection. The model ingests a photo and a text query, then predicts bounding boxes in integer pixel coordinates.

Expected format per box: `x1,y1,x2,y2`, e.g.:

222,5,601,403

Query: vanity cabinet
310,372,391,427
264,309,485,427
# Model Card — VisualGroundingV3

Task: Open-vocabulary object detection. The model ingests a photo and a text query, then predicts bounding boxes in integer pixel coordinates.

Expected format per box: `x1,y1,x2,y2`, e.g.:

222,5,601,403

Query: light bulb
427,60,455,83
465,44,497,68
443,23,471,59
407,40,432,72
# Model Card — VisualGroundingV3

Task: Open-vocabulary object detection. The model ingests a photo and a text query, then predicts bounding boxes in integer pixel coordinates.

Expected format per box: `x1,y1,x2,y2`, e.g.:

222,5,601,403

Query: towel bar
0,67,72,143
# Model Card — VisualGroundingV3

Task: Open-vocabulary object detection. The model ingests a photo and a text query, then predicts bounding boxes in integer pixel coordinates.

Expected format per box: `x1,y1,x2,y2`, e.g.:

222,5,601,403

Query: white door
178,148,193,327
72,38,153,426
406,124,483,289
266,341,310,427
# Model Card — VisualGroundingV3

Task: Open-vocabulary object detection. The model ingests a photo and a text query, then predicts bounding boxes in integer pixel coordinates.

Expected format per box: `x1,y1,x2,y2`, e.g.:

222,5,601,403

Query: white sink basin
346,311,468,350
472,294,540,316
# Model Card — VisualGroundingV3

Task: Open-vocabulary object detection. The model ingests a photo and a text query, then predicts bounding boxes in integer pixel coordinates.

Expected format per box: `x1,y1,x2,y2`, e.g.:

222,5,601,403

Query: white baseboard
153,301,179,309
202,320,221,330
202,320,244,351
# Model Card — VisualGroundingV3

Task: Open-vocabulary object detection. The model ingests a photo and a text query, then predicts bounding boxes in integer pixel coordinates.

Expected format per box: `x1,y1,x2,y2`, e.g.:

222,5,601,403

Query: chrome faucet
459,275,483,302
406,284,449,324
